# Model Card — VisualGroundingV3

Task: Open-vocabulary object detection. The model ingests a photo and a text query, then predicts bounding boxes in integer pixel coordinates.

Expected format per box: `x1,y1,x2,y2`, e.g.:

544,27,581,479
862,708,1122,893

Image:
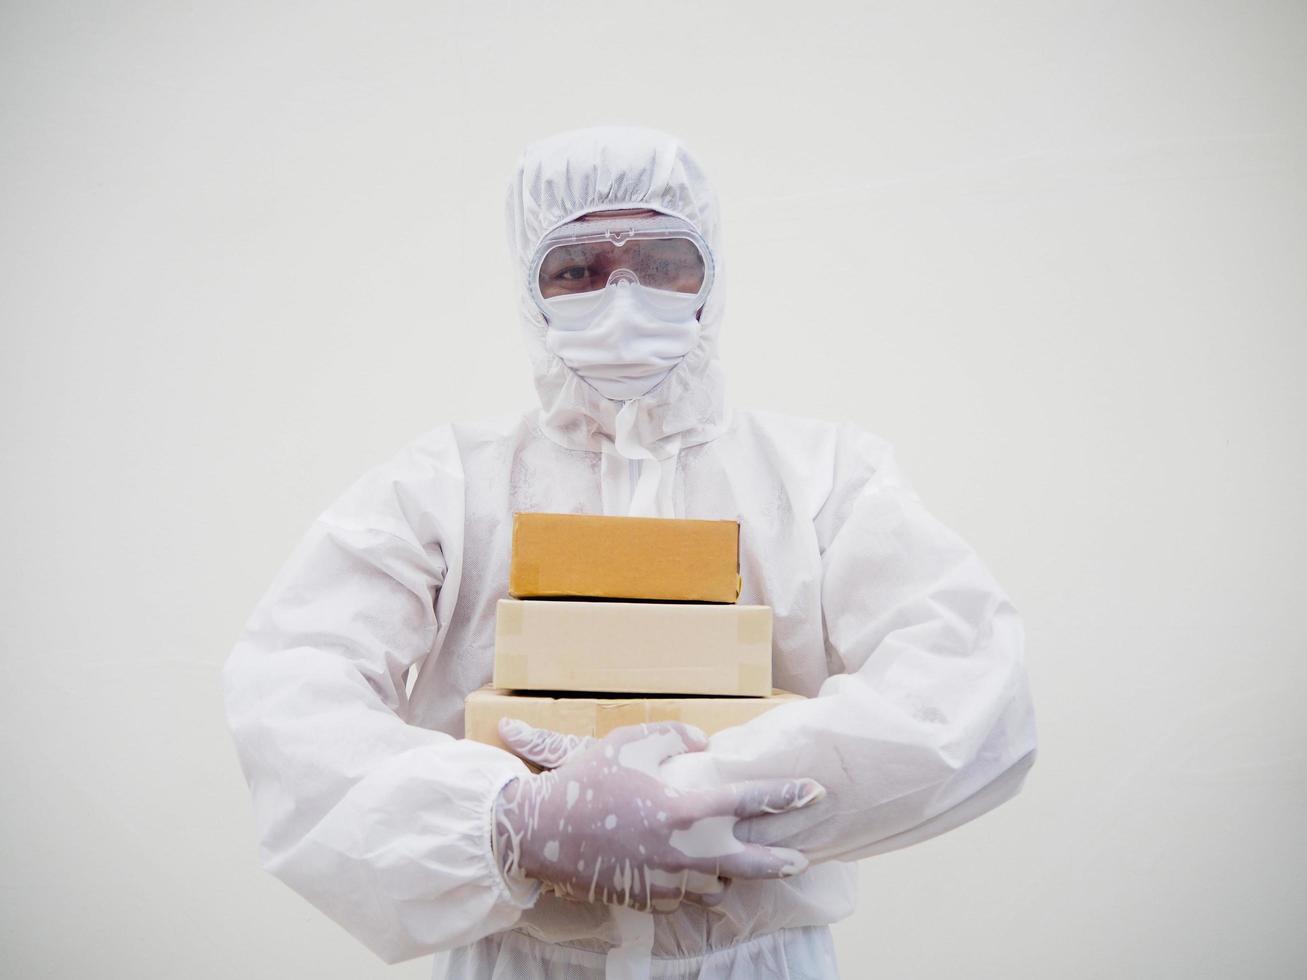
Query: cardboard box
464,686,803,751
509,512,741,603
493,598,773,696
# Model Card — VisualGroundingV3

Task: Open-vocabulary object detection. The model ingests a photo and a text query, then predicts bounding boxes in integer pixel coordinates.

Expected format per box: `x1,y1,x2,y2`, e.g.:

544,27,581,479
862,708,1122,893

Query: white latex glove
492,719,825,913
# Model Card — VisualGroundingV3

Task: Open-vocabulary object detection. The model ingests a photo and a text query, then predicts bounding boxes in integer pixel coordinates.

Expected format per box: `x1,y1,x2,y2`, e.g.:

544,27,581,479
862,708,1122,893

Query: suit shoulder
731,407,839,452
732,408,893,465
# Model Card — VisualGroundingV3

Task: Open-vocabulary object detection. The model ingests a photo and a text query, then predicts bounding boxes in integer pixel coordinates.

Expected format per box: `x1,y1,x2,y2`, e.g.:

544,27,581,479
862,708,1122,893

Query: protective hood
505,126,730,503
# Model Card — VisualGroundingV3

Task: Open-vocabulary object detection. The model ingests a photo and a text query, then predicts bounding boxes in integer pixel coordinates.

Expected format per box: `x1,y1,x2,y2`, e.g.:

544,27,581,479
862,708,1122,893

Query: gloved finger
680,877,731,909
705,778,826,819
498,718,595,769
642,883,698,913
599,872,699,912
602,721,709,763
682,868,726,897
657,881,730,913
643,870,724,913
711,843,809,881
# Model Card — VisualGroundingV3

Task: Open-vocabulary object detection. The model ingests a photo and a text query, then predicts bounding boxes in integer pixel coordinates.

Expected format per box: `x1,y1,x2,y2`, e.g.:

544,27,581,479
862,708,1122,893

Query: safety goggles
528,213,714,322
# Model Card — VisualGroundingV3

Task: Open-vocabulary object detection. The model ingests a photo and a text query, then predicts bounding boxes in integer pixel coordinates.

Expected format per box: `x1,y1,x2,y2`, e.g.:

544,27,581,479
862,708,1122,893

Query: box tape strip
491,652,528,689
736,607,772,645
736,663,772,697
497,599,525,636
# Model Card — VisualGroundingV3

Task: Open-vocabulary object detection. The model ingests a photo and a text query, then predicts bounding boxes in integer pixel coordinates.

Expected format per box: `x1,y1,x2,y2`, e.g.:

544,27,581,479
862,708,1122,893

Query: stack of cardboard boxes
464,512,799,750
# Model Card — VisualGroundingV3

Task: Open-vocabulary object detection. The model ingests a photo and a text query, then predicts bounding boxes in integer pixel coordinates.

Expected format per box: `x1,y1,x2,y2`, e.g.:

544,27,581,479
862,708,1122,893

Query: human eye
540,245,600,295
556,265,589,282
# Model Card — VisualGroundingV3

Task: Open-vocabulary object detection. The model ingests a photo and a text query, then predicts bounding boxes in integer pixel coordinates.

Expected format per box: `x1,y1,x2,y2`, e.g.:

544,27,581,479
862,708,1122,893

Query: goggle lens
537,237,706,298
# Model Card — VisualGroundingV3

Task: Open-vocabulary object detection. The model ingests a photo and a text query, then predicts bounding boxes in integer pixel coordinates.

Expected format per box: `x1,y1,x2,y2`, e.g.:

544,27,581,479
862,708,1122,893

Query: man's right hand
492,719,825,913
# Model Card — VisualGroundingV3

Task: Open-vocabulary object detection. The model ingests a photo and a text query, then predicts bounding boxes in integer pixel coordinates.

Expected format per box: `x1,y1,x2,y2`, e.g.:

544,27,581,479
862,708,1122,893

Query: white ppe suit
222,126,1038,979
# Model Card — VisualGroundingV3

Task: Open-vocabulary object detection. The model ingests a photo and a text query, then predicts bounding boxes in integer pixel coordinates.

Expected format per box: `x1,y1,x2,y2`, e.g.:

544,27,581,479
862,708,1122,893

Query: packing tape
736,607,772,645
497,599,525,636
737,663,772,697
643,700,682,725
466,694,512,750
492,652,528,689
462,700,488,743
599,700,649,733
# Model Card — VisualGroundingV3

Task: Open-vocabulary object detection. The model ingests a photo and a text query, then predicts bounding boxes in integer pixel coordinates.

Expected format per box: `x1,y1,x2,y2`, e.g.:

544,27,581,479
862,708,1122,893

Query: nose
606,269,638,288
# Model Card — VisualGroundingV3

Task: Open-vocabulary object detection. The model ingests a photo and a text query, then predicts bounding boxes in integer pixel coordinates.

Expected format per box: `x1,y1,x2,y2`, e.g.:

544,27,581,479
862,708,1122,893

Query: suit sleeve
222,435,538,963
662,425,1037,862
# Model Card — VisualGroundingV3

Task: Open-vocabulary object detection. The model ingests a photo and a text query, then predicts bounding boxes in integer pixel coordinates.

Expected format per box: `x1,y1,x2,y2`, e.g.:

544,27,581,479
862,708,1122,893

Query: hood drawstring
598,401,681,517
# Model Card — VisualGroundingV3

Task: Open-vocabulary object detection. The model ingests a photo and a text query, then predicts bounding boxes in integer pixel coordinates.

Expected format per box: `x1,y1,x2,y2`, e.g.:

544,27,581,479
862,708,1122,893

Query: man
224,125,1037,979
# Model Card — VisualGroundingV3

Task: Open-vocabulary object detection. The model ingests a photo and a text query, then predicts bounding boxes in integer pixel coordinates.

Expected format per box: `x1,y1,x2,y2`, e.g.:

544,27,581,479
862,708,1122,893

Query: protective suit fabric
431,924,840,979
222,435,542,964
223,125,1037,978
223,410,1037,974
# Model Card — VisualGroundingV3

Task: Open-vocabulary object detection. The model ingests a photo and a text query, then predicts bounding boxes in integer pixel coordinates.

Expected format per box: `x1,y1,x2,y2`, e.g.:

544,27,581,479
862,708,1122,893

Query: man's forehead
578,208,661,221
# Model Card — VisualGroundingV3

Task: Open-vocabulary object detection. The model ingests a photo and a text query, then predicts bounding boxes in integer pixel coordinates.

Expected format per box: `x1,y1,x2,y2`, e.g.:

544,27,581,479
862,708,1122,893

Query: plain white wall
3,1,1304,977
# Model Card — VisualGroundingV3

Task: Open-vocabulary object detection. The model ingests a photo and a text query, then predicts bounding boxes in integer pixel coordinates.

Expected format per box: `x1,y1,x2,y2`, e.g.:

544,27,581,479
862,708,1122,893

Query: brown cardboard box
492,598,773,696
509,512,741,603
464,686,803,750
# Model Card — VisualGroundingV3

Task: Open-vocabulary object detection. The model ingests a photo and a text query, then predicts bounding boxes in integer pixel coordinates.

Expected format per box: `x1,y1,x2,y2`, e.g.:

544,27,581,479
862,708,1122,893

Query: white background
3,1,1304,977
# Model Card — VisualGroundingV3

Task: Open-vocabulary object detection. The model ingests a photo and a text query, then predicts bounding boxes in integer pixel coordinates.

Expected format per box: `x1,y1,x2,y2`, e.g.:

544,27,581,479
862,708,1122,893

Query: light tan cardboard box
464,687,803,751
492,598,772,697
509,512,741,603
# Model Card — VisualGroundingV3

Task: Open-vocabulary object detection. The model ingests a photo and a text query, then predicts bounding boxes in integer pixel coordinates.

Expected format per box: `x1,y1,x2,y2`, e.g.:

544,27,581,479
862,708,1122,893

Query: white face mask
543,279,701,401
